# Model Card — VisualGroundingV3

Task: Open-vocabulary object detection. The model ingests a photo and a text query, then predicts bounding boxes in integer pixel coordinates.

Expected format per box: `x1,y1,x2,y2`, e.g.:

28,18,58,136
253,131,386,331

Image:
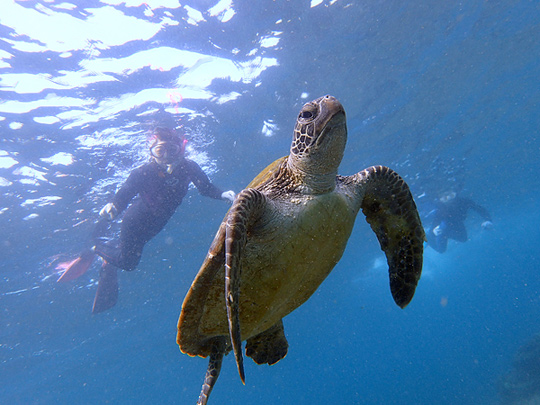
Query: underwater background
1,1,539,404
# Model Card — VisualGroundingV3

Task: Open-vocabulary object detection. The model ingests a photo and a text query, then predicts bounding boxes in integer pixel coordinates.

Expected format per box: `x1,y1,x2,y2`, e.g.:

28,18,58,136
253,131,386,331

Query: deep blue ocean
1,1,539,404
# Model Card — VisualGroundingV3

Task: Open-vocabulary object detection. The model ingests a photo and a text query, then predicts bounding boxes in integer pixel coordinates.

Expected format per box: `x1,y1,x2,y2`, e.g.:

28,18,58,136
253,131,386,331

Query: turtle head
289,95,347,181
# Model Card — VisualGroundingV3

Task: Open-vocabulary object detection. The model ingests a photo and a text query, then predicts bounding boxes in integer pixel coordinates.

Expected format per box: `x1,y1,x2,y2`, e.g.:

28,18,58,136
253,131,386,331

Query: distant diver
425,191,492,253
57,126,236,313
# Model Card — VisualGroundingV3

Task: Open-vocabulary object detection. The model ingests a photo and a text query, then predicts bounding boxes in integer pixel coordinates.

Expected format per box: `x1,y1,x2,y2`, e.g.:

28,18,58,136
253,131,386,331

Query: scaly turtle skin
177,95,425,404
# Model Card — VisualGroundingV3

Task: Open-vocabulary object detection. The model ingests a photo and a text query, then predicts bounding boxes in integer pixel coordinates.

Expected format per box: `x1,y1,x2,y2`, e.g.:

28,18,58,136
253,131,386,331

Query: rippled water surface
1,1,539,404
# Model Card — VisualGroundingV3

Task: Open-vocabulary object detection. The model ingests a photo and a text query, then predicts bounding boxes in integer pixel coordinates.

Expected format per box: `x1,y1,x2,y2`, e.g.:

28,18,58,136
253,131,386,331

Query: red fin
57,250,96,282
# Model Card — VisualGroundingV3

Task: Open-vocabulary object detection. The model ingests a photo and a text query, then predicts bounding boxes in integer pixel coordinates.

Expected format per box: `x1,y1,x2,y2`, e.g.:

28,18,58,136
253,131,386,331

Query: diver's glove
221,190,236,203
99,202,118,220
481,220,493,230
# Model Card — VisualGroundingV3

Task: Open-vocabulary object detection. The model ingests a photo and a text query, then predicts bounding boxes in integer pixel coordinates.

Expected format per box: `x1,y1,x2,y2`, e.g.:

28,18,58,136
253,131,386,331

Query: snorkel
149,127,187,174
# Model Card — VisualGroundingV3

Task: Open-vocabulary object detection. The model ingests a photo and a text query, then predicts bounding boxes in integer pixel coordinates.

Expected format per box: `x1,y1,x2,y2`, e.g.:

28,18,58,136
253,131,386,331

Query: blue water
1,1,539,404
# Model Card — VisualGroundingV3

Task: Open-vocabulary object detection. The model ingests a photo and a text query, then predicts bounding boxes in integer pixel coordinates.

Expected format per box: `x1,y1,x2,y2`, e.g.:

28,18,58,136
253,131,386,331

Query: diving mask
150,142,182,159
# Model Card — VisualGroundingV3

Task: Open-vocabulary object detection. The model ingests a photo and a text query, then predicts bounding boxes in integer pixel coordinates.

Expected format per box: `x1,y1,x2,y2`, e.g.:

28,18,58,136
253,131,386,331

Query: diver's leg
428,228,448,253
95,203,162,271
92,204,167,312
91,214,147,313
56,219,111,282
116,206,165,271
449,222,468,243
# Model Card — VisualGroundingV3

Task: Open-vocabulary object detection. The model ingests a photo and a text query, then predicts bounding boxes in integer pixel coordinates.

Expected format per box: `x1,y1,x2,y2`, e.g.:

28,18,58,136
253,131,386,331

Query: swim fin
57,249,96,282
92,263,118,314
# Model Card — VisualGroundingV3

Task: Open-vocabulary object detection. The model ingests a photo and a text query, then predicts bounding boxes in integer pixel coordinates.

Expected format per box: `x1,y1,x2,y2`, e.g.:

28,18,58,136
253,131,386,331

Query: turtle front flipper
197,337,227,405
350,166,425,308
225,188,268,384
246,319,289,365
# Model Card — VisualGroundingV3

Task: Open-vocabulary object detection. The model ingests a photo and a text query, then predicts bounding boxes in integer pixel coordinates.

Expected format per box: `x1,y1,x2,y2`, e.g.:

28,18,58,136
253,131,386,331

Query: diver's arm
462,197,492,229
187,159,230,200
107,167,143,215
429,206,444,228
472,204,491,222
473,202,493,229
465,199,492,222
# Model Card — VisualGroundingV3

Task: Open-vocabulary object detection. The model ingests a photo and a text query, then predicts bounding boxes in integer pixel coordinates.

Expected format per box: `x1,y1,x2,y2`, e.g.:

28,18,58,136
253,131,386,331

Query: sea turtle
177,95,425,404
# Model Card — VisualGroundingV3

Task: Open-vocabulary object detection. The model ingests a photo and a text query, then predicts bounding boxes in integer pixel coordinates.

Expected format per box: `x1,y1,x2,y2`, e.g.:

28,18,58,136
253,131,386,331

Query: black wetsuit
427,197,491,253
95,159,224,270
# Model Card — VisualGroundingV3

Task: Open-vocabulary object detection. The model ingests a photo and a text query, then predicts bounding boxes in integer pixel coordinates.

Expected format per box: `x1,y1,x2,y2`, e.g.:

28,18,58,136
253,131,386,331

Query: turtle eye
299,111,313,119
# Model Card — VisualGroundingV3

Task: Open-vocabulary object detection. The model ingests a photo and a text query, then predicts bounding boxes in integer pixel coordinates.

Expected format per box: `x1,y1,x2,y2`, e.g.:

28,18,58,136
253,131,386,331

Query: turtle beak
315,108,346,148
319,95,345,116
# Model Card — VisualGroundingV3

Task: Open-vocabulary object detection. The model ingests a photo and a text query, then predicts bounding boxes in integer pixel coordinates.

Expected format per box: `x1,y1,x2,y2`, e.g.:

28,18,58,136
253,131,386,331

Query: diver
425,191,493,253
57,126,236,313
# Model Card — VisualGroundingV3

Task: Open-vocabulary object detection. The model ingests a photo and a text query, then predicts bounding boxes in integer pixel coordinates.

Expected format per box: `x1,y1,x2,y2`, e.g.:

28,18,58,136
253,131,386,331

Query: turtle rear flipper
246,320,289,365
197,337,227,405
